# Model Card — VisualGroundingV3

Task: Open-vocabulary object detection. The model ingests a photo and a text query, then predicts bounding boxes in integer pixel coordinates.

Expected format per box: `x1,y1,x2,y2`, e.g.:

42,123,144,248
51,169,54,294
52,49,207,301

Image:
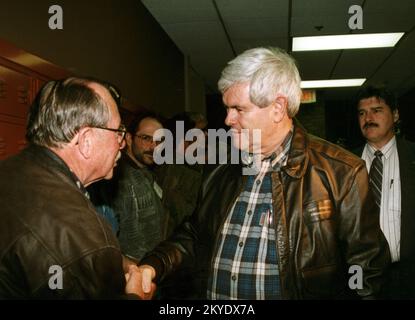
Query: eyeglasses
93,124,127,143
135,134,163,145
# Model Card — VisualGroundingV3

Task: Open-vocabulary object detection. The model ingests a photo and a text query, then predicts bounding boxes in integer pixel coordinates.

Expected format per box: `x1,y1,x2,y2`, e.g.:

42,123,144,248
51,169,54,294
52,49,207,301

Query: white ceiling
141,0,415,99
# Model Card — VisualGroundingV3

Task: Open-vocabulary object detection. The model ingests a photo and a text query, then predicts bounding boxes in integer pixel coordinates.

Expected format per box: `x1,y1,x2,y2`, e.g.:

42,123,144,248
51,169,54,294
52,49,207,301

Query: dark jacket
112,153,166,261
141,124,390,299
353,137,415,297
155,163,203,238
0,145,126,299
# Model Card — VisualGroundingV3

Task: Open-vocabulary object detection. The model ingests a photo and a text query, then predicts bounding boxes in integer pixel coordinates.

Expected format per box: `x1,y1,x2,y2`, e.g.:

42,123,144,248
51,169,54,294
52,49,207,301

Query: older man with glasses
0,77,143,299
93,124,127,143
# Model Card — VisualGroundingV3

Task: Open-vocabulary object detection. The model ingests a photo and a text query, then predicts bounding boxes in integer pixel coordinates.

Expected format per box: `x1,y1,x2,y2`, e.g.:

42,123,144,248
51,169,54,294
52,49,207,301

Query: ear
272,96,288,123
76,127,93,159
125,132,133,149
393,109,399,123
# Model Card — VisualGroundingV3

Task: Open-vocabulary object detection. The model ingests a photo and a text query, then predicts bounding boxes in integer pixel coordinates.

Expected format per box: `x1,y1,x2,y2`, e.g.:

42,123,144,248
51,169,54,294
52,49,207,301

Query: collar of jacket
122,151,142,170
231,119,309,180
282,120,309,179
121,151,155,181
26,144,87,190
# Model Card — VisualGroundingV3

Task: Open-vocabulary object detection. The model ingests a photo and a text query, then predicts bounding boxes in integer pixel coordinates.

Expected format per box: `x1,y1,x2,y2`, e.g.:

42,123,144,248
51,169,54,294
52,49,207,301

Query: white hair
218,47,302,117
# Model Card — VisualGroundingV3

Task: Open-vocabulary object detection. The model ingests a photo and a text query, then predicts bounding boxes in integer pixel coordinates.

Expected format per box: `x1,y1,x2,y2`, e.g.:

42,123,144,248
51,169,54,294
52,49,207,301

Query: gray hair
26,77,110,148
218,47,302,117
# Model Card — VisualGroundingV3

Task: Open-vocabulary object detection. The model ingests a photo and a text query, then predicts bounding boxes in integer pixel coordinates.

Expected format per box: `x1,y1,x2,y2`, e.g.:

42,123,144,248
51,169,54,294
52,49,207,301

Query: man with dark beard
111,112,167,264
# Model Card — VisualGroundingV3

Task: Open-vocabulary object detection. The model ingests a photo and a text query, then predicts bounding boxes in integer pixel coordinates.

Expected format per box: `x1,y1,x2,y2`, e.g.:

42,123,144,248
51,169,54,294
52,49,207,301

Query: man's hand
124,264,157,300
122,255,138,273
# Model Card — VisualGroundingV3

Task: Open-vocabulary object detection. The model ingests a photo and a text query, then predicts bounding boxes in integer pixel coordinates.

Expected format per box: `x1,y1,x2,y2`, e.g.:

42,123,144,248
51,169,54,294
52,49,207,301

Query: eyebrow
359,105,383,111
225,104,244,109
370,106,384,110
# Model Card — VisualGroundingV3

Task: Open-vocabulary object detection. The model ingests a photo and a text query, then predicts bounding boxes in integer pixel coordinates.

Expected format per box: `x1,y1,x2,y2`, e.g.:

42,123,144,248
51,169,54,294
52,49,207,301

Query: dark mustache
363,122,379,129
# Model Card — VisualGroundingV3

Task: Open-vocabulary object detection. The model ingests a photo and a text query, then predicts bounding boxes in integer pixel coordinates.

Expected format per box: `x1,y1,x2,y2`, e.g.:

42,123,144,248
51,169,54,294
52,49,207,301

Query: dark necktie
369,150,383,208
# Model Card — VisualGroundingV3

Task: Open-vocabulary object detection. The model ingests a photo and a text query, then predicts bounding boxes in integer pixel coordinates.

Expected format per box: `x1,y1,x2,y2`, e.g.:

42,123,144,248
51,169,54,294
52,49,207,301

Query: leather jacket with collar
141,123,390,299
0,145,127,299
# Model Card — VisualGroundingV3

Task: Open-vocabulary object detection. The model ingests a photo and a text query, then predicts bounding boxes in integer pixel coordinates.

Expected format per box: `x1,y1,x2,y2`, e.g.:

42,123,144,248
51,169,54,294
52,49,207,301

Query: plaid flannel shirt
207,128,293,300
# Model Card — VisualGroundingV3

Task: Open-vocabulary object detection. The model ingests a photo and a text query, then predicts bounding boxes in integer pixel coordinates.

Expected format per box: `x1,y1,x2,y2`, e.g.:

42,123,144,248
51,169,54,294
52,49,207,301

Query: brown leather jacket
0,145,126,299
141,124,391,299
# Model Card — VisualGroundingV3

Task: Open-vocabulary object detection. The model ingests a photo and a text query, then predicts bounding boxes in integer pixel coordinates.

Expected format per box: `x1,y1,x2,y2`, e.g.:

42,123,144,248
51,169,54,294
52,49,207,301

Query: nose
364,111,376,123
145,141,156,154
225,109,237,127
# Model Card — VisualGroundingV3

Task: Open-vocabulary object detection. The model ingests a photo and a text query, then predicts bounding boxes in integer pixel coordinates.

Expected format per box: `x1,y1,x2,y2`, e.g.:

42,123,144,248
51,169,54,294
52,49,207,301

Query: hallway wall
0,0,185,116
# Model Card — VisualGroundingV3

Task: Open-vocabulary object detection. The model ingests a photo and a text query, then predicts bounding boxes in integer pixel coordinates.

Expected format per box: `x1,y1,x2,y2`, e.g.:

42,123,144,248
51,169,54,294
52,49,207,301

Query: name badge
153,181,163,199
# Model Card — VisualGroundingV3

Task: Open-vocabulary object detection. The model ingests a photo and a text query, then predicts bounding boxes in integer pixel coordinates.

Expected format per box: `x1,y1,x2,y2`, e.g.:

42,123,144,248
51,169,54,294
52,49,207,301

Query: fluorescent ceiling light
301,79,366,88
293,32,404,51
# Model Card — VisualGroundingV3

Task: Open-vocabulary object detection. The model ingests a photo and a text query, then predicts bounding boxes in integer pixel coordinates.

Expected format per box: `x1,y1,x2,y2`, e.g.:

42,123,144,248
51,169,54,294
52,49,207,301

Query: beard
132,145,154,167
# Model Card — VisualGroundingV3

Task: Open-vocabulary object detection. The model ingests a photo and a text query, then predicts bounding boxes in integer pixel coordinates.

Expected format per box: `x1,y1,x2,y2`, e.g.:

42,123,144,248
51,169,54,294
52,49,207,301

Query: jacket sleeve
337,161,391,298
139,164,227,284
9,233,129,299
113,182,147,260
139,219,200,284
112,170,164,261
36,247,128,299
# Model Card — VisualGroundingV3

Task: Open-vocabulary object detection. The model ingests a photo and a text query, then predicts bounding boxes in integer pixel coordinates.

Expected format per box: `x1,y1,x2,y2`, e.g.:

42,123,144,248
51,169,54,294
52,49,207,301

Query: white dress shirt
362,136,401,262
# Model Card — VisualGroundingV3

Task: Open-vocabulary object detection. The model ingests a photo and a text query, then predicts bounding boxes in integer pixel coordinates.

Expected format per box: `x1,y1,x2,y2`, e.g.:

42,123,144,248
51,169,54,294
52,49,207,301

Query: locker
0,65,33,160
0,114,26,160
0,38,63,160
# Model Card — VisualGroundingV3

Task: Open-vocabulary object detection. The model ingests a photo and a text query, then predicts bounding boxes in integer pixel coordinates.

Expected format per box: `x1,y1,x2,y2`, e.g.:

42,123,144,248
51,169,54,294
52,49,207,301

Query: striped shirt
207,129,293,300
361,136,401,262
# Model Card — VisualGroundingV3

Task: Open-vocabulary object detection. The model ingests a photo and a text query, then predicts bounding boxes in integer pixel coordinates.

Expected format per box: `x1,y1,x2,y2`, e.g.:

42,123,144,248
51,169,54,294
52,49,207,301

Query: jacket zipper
274,170,302,299
273,170,288,299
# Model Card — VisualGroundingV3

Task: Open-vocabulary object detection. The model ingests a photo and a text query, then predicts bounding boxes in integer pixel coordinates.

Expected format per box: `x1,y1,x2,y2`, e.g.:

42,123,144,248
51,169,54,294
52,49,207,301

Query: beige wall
0,0,185,116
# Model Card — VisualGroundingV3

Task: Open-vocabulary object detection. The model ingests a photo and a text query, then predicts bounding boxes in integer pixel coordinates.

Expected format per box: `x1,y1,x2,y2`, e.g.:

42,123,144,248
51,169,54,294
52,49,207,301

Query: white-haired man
133,47,390,300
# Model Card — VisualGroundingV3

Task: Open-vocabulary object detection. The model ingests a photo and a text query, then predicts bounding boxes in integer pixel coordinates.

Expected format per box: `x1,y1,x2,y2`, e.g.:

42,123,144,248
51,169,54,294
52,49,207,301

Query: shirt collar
270,127,293,170
367,135,396,160
241,126,293,172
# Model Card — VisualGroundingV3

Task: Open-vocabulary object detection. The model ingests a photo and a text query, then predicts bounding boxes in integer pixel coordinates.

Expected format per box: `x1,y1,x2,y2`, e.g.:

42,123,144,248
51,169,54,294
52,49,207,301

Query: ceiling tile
369,30,415,94
233,37,289,53
291,0,364,36
332,48,393,78
142,0,415,96
142,0,217,23
292,51,340,80
225,18,288,39
216,0,289,19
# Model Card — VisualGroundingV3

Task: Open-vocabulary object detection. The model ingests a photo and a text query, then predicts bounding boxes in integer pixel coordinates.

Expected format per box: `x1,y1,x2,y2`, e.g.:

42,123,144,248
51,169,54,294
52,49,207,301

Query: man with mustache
111,112,166,264
0,77,143,298
132,47,389,300
356,86,415,299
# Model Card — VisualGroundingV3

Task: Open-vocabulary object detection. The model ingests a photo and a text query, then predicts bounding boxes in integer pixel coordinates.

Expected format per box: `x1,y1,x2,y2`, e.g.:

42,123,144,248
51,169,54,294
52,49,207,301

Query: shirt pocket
303,199,334,224
387,177,401,212
301,199,341,283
